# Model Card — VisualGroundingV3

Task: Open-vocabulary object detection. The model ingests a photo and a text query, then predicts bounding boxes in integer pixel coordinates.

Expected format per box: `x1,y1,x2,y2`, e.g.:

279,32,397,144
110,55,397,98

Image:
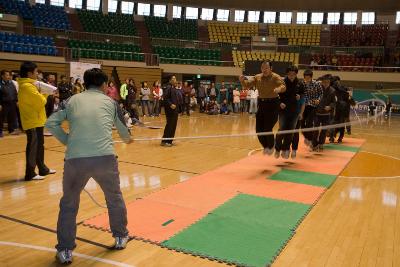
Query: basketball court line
337,150,400,179
0,214,112,250
44,148,200,174
0,241,135,267
0,145,63,157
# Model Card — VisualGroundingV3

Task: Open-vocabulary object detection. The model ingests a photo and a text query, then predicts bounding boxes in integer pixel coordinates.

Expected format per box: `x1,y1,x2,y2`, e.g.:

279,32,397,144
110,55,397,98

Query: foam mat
83,137,365,266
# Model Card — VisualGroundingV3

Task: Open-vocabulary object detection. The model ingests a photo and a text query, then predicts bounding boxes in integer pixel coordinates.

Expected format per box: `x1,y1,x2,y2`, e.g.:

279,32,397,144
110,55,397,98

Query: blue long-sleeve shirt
45,88,131,160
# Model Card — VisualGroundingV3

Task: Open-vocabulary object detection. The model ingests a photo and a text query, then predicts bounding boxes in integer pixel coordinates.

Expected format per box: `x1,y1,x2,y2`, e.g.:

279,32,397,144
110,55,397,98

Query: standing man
302,69,323,147
57,75,72,103
0,70,19,137
46,68,131,264
120,78,129,107
197,83,206,113
219,81,227,104
161,75,182,147
239,60,286,155
18,62,56,181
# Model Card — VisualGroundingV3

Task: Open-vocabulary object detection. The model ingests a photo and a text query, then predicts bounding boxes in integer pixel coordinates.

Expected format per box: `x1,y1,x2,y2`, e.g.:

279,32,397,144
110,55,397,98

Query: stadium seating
77,10,136,36
330,25,388,46
232,50,299,68
153,46,221,65
68,39,143,61
145,17,198,40
0,32,57,56
0,0,70,30
208,21,258,44
268,24,321,46
310,53,378,71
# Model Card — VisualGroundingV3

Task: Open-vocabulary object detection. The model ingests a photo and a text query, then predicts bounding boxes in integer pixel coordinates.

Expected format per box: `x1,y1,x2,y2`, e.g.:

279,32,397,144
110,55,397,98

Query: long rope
86,109,387,209
115,110,386,143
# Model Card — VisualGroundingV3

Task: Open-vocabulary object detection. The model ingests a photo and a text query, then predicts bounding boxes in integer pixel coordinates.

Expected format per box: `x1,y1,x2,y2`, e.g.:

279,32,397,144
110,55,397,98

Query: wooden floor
0,112,399,267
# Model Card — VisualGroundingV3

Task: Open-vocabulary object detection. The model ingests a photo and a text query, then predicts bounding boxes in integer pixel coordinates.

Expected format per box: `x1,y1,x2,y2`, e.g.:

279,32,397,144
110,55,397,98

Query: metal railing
151,37,238,50
24,26,142,45
298,64,400,73
276,45,385,56
159,56,234,67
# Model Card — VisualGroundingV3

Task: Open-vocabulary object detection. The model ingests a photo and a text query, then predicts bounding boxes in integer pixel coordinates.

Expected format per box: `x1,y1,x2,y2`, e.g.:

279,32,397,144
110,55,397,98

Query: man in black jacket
161,75,182,147
312,74,336,151
0,70,19,137
58,75,72,102
275,66,304,159
330,77,354,143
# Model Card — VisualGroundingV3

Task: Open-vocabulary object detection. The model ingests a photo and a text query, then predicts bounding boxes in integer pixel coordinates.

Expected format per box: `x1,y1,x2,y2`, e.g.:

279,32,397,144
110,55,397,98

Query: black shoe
337,139,343,144
329,139,334,144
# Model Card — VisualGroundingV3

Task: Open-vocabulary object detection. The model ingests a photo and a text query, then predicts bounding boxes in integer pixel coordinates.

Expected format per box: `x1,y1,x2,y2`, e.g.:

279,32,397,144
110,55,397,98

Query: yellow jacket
17,78,47,130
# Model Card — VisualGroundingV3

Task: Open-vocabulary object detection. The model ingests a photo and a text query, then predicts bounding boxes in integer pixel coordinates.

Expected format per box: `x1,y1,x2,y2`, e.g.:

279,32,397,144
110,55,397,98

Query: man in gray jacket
46,68,132,264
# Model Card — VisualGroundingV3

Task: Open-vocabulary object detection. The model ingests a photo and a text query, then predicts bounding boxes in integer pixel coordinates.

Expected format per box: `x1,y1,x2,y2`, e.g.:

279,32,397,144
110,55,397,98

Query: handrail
24,26,142,45
159,56,234,66
298,63,400,72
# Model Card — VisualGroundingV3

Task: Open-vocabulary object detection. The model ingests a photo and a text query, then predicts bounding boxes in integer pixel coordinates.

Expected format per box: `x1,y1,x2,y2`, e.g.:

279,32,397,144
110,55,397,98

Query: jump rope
84,103,390,209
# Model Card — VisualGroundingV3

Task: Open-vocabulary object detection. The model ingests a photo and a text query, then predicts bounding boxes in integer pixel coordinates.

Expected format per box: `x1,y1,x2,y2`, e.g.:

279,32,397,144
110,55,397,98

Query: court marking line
248,148,262,156
0,241,135,267
337,150,400,179
44,148,200,174
339,175,400,179
359,151,400,161
0,145,63,157
0,214,111,250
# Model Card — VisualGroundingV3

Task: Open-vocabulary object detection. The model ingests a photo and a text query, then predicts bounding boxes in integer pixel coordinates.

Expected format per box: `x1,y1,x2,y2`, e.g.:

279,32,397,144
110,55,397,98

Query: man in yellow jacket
18,61,55,181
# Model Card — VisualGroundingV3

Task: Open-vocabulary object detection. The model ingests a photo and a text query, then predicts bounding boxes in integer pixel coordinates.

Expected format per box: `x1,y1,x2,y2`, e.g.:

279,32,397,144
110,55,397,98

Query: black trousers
256,99,279,149
312,114,331,147
162,106,178,144
0,101,17,133
291,119,301,151
25,127,49,180
330,110,346,141
301,105,316,141
197,97,205,112
275,111,299,151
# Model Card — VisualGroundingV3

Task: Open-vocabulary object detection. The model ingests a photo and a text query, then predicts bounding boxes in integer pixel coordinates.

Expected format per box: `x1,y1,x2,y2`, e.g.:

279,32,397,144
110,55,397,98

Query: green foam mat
163,194,311,267
269,169,337,188
323,143,360,152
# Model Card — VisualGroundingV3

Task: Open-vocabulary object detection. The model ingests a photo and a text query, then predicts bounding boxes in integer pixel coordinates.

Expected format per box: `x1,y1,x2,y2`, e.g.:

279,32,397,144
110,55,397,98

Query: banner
70,62,101,81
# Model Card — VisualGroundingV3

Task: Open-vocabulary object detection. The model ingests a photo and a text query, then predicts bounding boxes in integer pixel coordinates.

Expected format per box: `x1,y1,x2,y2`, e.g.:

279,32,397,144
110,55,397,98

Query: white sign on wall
70,62,101,81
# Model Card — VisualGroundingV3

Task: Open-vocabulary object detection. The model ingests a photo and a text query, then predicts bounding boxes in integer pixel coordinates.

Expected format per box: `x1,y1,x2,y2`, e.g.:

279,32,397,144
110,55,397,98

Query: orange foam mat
285,150,356,175
83,138,365,243
84,198,209,243
145,178,238,212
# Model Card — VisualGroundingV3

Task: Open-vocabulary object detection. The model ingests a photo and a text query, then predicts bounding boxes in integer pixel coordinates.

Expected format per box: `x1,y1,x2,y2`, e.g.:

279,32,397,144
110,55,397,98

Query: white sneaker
43,132,53,136
32,175,45,180
274,150,280,159
263,147,274,156
49,169,56,174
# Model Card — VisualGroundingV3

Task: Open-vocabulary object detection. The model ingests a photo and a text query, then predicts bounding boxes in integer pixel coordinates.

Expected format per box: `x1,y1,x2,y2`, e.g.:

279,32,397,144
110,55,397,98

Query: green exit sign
196,74,201,79
0,14,3,19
